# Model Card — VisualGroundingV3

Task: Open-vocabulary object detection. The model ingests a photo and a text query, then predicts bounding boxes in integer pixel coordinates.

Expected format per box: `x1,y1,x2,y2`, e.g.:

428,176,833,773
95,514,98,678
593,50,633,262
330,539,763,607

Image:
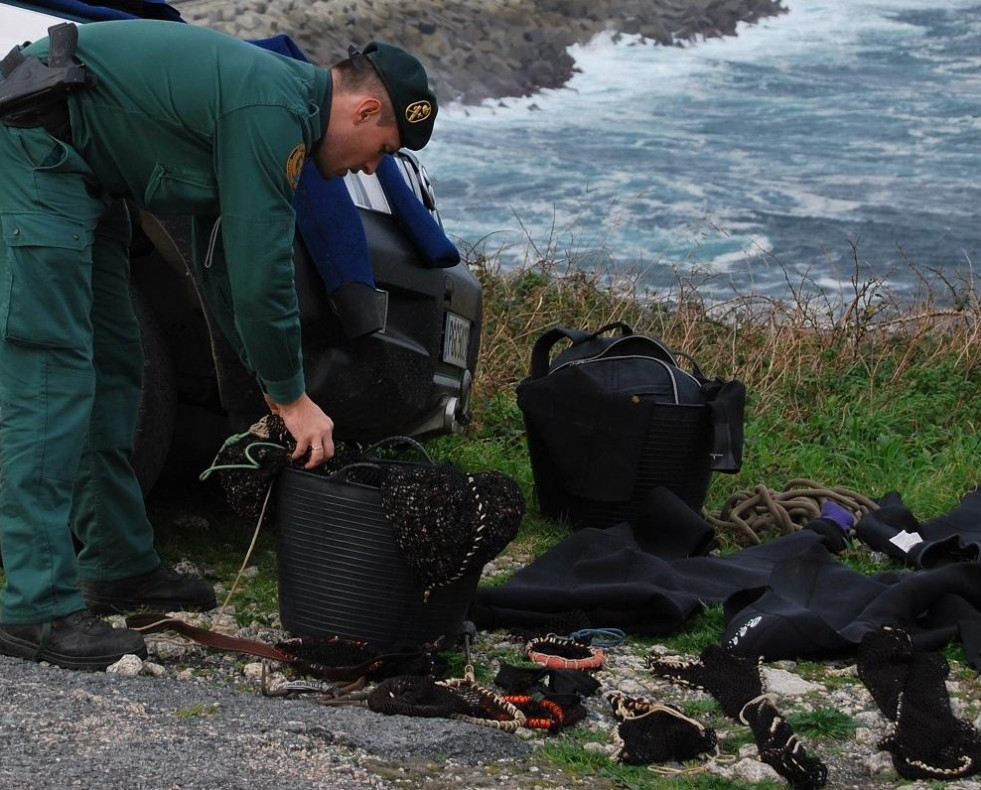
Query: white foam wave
440,0,978,122
425,1,981,289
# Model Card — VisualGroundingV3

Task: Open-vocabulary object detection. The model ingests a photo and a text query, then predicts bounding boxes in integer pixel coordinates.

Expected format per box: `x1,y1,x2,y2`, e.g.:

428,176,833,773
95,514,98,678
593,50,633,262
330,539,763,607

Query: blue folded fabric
293,160,374,291
249,33,309,63
375,156,460,268
248,35,375,293
33,0,183,22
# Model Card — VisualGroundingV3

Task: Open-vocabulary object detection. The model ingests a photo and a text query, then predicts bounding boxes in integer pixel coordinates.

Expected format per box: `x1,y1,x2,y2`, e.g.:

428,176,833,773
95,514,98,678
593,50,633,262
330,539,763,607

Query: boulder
169,0,787,105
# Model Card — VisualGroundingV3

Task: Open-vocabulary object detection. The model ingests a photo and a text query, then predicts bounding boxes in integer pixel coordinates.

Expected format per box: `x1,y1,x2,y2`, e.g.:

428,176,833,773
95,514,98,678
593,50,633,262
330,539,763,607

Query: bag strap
125,613,406,682
529,323,634,380
127,613,294,663
326,461,382,485
324,437,435,485
362,435,434,464
529,328,590,379
590,321,634,339
672,350,707,382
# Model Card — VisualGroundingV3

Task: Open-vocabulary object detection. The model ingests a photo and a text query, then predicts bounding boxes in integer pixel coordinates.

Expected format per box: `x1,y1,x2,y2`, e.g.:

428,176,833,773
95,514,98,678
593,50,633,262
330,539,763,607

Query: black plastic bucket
274,465,479,646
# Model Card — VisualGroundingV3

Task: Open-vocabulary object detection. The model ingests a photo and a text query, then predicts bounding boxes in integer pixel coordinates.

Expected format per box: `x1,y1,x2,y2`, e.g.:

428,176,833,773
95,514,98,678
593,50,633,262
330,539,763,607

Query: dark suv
0,0,482,491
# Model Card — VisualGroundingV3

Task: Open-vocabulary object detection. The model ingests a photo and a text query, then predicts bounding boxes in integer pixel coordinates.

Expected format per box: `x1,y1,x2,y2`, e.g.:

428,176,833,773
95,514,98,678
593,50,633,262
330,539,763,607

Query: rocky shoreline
170,0,787,105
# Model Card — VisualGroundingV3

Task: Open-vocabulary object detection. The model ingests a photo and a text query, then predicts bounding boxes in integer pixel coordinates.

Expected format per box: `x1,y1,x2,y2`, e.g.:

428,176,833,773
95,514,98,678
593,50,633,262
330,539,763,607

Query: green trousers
0,124,160,625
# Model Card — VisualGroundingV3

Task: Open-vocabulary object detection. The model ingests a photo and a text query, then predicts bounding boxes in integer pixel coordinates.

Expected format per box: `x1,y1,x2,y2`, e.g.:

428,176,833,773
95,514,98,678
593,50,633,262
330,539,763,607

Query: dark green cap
362,41,438,151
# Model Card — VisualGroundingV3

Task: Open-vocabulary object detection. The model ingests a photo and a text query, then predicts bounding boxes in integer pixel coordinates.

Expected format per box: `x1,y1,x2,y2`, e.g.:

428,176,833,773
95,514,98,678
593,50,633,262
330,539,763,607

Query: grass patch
788,707,859,740
539,726,776,790
656,606,727,656
175,702,220,719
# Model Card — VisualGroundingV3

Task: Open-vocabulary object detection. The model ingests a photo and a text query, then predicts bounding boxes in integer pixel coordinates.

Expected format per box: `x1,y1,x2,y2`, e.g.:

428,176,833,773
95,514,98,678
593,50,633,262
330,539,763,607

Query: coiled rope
706,478,879,545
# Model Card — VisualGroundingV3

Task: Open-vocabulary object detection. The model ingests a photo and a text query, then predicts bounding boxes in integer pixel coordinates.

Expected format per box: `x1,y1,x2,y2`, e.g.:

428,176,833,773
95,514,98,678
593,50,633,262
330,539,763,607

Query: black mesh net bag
363,673,528,732
647,643,763,720
201,415,364,522
526,634,604,671
437,676,527,732
201,415,292,521
380,462,524,595
858,627,981,780
608,692,718,766
494,663,596,730
739,695,829,790
649,644,827,789
881,718,981,781
274,636,443,683
367,675,470,718
855,625,909,721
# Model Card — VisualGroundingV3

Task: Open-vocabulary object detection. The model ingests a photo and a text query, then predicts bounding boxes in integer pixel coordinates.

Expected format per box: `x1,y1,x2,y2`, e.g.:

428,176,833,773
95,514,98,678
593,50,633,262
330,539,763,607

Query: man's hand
264,393,335,469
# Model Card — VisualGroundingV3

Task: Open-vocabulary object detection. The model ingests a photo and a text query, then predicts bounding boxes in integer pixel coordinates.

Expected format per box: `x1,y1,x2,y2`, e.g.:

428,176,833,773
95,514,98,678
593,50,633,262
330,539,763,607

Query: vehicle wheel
131,283,178,495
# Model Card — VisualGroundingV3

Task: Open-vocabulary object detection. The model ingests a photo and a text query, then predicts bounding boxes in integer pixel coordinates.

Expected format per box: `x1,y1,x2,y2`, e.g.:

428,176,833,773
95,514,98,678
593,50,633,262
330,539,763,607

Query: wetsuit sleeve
212,105,307,404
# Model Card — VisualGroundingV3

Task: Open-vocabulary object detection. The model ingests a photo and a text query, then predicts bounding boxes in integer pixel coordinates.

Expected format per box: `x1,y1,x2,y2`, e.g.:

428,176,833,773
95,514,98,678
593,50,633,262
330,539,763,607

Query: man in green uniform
0,20,438,670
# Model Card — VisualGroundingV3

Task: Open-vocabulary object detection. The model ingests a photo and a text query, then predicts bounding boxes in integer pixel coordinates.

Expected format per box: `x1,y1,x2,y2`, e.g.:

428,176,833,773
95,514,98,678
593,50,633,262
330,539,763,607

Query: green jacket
28,20,331,403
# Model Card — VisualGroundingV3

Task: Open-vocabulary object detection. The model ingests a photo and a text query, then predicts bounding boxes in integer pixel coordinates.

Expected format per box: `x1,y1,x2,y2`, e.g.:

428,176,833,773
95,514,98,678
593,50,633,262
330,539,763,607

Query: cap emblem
405,100,433,124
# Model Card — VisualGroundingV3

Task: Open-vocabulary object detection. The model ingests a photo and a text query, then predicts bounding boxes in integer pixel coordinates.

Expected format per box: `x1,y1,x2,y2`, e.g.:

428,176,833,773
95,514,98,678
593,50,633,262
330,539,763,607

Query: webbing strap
0,46,25,79
126,613,292,662
125,612,422,683
0,24,93,115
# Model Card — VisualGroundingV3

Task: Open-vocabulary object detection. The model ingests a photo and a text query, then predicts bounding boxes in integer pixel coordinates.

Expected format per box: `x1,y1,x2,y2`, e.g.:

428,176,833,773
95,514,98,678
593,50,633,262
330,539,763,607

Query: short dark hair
333,56,397,128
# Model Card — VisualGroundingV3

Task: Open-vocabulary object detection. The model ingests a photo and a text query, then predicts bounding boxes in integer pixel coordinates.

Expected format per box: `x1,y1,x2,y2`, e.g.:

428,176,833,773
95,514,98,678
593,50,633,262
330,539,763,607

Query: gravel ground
6,552,981,790
3,486,981,790
0,651,531,790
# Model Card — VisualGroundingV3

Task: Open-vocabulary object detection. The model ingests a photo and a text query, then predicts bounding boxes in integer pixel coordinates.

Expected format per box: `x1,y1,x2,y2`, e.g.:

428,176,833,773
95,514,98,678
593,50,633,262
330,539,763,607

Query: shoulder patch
286,143,306,189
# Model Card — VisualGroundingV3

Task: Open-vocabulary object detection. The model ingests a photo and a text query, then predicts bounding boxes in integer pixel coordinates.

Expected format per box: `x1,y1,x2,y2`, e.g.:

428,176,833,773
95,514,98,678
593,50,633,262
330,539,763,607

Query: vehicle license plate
442,312,470,368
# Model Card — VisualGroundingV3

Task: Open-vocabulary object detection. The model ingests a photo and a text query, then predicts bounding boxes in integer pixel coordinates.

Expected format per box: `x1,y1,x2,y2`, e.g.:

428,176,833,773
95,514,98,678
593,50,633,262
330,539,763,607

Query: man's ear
354,97,383,125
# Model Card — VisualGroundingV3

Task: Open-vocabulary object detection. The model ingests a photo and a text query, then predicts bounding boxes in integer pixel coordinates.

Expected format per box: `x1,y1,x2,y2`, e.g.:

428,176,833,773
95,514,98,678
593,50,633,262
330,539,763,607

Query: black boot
0,609,146,670
79,564,217,614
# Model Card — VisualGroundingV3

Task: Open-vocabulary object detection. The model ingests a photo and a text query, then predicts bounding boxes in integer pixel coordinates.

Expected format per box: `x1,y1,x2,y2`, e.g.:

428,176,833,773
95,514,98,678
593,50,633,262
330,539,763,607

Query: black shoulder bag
516,322,745,528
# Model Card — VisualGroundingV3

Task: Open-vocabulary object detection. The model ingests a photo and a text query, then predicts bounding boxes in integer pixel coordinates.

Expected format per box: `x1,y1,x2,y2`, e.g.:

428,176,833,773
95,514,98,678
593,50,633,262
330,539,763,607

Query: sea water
423,0,981,300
